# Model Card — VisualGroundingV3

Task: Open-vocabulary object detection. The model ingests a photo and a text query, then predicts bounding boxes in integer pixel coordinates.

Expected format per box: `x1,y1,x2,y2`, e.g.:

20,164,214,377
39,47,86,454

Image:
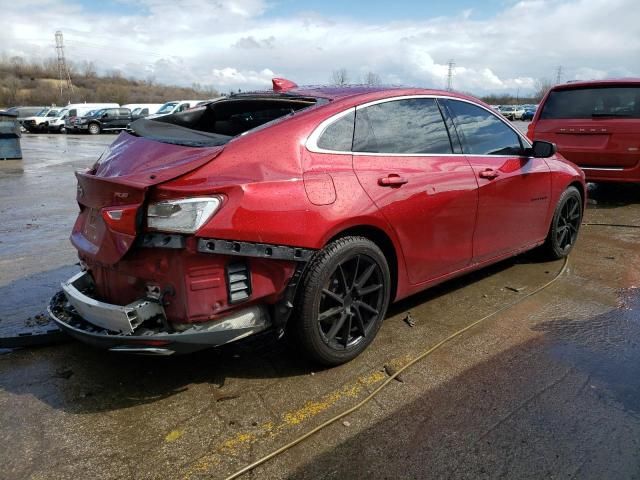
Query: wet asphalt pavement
0,126,639,479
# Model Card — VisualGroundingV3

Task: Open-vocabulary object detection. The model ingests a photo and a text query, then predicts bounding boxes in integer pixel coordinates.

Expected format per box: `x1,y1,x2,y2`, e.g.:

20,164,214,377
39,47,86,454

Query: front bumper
48,271,271,355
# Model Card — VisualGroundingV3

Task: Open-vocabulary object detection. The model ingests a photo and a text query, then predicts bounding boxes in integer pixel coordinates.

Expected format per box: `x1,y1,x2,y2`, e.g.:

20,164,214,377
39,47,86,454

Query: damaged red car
49,79,585,365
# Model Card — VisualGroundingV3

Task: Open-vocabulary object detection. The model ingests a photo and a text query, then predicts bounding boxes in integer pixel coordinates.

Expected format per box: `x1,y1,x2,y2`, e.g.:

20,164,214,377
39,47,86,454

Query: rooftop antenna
55,30,75,103
446,59,456,91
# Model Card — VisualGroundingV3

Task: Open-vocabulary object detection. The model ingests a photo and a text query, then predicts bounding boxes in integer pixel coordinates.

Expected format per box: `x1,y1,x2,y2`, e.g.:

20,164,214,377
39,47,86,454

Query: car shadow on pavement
288,291,640,480
587,182,640,208
0,250,562,415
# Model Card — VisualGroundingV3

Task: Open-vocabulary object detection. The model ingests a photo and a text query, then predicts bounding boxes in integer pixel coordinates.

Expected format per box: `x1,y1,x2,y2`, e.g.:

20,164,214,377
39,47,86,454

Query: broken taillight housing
146,196,223,234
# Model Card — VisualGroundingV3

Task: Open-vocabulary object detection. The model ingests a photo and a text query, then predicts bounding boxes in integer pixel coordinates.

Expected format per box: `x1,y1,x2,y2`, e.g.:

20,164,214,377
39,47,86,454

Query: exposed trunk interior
130,96,319,147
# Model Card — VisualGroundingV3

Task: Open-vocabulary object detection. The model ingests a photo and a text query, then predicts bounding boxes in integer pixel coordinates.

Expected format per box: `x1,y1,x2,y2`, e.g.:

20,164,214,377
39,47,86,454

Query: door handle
378,174,409,186
479,168,500,179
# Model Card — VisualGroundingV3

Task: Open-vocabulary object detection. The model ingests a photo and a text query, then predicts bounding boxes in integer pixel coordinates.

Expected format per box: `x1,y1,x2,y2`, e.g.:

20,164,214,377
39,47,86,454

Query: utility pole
55,30,74,103
446,59,455,91
555,65,563,84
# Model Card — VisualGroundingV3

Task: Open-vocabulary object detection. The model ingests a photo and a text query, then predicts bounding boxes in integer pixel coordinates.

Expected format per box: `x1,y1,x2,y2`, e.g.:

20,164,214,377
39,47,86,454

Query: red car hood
72,132,224,265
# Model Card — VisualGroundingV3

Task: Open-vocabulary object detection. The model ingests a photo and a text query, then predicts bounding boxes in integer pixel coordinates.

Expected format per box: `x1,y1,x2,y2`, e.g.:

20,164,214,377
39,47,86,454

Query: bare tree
533,78,554,102
331,68,350,86
3,76,22,105
81,61,97,79
363,71,381,86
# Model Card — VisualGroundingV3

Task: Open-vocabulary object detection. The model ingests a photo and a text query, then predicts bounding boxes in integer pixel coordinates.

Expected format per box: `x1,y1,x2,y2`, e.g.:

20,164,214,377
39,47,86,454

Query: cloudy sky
2,0,639,95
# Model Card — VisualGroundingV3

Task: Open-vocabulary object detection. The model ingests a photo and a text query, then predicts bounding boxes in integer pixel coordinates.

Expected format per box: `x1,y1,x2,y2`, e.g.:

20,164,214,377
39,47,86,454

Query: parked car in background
51,103,120,132
528,78,640,183
122,104,163,119
49,80,585,365
73,107,132,134
521,106,537,121
22,107,60,132
146,100,203,119
499,105,525,120
7,106,45,126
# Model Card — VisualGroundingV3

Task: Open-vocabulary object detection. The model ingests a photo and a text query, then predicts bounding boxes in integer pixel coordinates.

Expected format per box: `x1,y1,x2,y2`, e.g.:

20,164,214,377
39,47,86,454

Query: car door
441,99,551,263
101,109,117,129
117,108,130,128
352,97,479,285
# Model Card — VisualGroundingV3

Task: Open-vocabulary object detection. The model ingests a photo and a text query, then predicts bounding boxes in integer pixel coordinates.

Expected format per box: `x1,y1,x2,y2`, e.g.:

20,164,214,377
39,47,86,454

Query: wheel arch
325,224,400,302
568,180,586,211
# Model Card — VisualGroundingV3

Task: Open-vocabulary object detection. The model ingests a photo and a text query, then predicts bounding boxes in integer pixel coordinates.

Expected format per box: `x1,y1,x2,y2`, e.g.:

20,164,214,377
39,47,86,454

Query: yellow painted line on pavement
183,367,389,479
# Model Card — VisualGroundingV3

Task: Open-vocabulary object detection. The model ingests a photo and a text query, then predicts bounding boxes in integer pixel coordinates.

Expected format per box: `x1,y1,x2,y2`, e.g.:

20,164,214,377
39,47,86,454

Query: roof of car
229,85,481,105
552,78,640,90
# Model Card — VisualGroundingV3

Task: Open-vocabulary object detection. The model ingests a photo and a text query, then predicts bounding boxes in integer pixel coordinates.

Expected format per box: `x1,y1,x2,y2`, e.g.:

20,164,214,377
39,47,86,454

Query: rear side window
445,100,522,156
317,111,354,151
353,98,452,154
118,108,129,116
540,86,640,119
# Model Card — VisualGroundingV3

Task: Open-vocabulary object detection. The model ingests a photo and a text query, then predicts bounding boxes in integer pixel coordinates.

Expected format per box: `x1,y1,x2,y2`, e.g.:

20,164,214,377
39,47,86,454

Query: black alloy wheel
318,253,385,350
543,186,582,259
292,236,391,366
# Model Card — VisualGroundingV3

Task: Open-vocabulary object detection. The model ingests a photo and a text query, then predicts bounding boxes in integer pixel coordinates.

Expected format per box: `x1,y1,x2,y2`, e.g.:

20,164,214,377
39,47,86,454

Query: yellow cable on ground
582,222,640,229
222,256,570,480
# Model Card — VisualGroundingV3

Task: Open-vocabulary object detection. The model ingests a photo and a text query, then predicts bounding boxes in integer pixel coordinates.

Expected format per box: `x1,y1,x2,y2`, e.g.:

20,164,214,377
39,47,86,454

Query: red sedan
49,80,585,365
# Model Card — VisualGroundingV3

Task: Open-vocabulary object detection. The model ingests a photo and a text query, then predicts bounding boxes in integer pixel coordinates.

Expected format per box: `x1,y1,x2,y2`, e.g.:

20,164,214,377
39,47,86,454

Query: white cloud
0,0,638,96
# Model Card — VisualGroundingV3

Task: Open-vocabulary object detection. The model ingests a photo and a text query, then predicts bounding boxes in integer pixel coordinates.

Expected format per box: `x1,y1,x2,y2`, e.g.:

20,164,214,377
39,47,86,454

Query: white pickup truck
21,107,61,133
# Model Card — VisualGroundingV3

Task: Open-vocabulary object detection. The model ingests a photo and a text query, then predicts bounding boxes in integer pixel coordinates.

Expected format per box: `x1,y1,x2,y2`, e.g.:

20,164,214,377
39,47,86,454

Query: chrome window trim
305,107,355,155
305,94,532,156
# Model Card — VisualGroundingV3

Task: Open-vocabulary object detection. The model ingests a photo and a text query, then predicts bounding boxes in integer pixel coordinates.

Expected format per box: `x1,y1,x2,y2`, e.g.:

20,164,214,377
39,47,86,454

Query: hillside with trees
0,55,219,108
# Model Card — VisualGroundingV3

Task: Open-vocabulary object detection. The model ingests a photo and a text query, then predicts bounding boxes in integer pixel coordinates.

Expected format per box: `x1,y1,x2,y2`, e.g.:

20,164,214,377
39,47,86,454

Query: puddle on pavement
533,287,640,415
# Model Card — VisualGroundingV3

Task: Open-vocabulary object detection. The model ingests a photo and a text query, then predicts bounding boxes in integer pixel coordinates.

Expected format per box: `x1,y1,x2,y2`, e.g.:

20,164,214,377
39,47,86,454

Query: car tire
88,123,100,135
542,186,582,259
291,236,391,366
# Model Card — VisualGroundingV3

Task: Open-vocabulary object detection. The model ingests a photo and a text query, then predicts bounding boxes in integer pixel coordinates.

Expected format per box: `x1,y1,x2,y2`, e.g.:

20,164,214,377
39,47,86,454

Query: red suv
528,79,640,183
49,80,585,365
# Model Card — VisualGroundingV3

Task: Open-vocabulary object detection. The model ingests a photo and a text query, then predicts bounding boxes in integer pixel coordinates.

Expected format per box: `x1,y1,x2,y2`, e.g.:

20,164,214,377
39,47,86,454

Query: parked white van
122,104,164,118
146,100,203,119
48,103,119,132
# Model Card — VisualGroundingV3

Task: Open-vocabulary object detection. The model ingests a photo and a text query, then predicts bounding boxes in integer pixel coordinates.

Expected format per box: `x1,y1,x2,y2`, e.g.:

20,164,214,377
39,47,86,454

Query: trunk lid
71,132,224,265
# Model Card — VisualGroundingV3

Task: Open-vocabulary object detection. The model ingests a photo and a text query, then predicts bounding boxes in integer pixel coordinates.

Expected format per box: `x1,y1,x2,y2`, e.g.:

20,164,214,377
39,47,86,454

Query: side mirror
525,140,557,158
102,113,109,119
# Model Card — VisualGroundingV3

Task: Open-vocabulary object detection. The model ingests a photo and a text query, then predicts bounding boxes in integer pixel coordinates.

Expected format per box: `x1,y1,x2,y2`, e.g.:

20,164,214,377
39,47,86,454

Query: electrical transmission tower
55,30,75,103
446,59,456,91
555,65,563,84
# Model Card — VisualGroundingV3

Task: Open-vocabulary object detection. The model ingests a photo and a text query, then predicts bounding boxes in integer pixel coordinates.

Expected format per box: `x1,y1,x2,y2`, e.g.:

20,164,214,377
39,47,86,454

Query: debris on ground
383,364,404,383
342,420,351,427
505,286,527,293
213,389,240,402
403,312,416,327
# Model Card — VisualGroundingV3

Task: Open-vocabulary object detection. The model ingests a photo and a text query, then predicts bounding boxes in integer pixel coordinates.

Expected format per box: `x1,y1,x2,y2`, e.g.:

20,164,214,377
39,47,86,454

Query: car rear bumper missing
48,271,272,355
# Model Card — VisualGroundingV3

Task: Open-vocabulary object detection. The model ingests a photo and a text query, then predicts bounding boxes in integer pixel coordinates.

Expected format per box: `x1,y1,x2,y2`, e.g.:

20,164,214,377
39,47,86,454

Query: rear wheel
542,186,582,259
88,123,100,135
292,236,391,366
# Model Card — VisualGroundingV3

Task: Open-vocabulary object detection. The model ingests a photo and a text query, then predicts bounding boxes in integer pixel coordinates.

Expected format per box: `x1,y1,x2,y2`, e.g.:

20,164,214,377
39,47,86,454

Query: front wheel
88,123,100,135
291,236,391,366
542,186,582,259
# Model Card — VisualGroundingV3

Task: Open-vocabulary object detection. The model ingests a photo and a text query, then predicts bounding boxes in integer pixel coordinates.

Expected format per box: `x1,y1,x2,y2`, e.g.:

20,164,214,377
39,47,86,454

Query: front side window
316,111,354,151
354,98,452,154
445,100,522,156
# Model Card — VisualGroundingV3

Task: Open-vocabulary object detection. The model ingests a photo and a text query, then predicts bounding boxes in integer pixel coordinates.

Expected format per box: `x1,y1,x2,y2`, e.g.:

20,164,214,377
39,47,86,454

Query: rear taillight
526,122,534,140
101,205,139,235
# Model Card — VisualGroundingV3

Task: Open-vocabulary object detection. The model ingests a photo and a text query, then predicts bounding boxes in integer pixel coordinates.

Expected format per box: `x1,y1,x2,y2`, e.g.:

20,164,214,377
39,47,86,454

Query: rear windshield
540,86,640,119
130,96,319,147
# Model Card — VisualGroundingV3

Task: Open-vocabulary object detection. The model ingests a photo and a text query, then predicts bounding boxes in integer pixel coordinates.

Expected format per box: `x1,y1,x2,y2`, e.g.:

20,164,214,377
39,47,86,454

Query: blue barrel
0,111,22,160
